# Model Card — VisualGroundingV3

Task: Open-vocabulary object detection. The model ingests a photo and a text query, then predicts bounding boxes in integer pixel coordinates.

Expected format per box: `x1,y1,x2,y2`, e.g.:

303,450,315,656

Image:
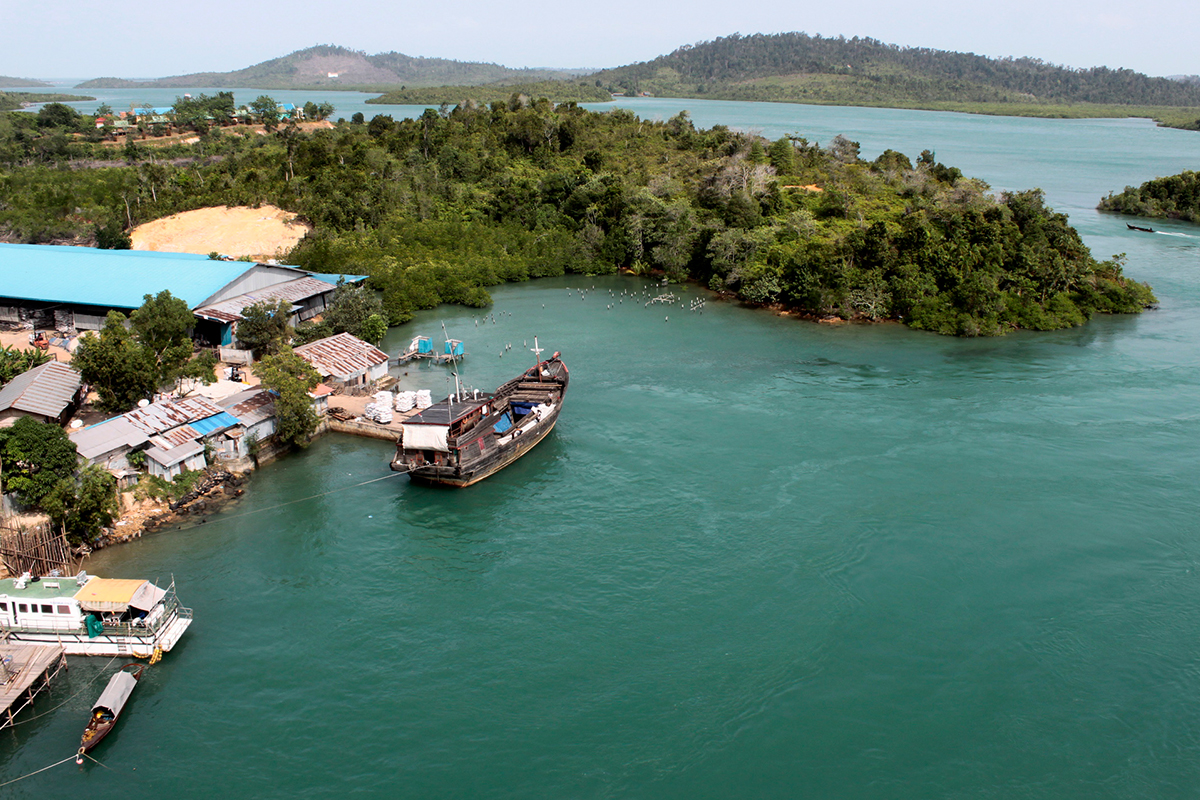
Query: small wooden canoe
77,663,144,763
1127,223,1154,232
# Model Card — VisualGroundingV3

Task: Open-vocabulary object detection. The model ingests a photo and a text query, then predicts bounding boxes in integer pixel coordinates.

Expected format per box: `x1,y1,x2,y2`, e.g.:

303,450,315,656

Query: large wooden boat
391,342,568,487
0,572,192,656
77,662,144,763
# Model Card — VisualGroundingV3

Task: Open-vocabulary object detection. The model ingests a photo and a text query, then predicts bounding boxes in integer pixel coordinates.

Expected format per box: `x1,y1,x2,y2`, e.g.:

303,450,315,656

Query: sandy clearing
131,204,311,261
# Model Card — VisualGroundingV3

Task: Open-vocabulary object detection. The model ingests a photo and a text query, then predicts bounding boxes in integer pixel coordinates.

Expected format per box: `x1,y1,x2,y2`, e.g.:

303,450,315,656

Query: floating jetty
0,640,67,728
395,334,467,365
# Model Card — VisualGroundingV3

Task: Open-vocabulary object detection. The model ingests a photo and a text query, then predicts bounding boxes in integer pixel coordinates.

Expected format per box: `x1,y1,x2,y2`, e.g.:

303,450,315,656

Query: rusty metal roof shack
125,397,224,435
220,389,277,427
0,361,83,424
69,417,150,464
294,333,389,383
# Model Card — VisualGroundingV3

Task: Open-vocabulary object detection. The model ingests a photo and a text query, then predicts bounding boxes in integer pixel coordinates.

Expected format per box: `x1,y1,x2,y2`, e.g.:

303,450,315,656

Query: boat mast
530,336,544,381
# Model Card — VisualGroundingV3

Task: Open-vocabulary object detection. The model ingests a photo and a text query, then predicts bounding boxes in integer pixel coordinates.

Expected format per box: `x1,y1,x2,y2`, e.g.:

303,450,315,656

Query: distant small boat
77,663,144,763
1127,223,1154,233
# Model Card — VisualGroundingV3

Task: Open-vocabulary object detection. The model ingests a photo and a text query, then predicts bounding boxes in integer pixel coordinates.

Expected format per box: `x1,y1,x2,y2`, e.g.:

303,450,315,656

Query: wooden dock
0,641,68,728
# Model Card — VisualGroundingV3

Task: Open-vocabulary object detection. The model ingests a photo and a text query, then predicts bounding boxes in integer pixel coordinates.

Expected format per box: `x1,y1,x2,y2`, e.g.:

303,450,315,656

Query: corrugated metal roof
189,411,240,436
125,397,224,435
308,273,368,286
193,276,338,323
144,438,205,468
220,389,276,427
294,333,388,380
69,416,149,460
0,361,81,418
148,424,201,451
0,243,250,310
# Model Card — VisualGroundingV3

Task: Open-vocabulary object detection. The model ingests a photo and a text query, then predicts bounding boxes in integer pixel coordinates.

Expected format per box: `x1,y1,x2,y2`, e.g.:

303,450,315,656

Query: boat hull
4,609,192,657
406,408,561,487
391,353,568,487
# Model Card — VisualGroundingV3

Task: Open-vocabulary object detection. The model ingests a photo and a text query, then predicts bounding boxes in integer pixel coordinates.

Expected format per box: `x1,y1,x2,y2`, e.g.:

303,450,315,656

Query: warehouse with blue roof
0,243,365,346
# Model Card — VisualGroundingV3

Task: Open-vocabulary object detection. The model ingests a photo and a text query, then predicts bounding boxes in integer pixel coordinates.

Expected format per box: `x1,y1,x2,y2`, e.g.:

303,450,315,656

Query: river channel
4,98,1200,798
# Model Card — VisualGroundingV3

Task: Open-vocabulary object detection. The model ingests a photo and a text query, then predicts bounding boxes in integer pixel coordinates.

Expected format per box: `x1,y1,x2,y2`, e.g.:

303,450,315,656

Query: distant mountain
589,32,1200,108
0,76,51,88
75,45,585,90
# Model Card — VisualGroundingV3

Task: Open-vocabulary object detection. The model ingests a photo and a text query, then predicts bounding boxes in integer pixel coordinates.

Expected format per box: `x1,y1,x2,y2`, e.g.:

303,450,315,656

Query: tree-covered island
1099,170,1200,223
0,98,1154,336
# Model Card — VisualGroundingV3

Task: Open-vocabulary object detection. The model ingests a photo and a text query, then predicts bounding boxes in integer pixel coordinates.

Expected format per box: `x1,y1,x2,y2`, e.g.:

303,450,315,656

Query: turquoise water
5,100,1200,796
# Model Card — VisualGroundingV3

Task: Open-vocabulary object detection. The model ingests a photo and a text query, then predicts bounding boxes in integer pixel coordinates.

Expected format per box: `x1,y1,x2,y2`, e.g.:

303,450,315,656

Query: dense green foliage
0,91,92,112
1098,170,1200,222
255,348,321,448
43,464,119,544
75,45,583,90
311,281,388,342
0,345,51,384
0,416,78,507
370,83,611,106
237,299,293,356
592,33,1200,108
0,100,1153,336
74,292,215,410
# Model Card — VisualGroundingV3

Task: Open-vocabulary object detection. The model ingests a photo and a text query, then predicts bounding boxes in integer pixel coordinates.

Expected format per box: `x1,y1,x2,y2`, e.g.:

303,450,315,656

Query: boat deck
0,642,67,728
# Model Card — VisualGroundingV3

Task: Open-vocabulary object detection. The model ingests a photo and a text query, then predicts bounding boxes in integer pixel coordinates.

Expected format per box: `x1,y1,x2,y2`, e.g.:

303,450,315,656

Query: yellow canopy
74,578,148,612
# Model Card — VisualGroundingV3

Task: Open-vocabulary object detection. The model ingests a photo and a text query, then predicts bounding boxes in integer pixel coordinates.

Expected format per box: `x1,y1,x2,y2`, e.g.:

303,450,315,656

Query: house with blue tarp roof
0,244,366,346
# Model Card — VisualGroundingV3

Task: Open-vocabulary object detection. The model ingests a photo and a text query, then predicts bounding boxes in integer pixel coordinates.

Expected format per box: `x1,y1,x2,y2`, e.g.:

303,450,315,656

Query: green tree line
1099,170,1200,222
0,99,1153,335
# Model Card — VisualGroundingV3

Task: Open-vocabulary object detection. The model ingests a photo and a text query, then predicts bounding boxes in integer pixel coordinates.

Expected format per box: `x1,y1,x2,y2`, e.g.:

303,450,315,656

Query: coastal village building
0,244,364,345
69,396,239,480
0,362,84,428
294,333,389,389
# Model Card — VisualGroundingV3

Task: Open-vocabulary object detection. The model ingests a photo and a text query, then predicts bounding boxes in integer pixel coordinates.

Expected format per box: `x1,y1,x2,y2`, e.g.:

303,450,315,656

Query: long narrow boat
1127,223,1155,232
76,663,144,763
391,341,568,487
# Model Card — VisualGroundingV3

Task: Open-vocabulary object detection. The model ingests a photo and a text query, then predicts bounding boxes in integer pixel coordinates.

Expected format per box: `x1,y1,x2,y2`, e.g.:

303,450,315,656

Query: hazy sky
3,0,1197,79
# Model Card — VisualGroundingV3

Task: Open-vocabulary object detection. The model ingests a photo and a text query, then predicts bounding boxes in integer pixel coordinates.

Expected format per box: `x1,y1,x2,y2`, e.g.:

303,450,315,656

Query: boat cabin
0,574,170,630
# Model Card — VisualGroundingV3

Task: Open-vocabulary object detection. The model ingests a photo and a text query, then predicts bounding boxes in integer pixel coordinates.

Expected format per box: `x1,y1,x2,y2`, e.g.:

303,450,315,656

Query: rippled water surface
5,100,1200,798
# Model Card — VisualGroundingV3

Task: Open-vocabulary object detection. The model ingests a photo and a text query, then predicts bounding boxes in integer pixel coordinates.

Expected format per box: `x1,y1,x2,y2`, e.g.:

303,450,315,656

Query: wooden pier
0,641,67,729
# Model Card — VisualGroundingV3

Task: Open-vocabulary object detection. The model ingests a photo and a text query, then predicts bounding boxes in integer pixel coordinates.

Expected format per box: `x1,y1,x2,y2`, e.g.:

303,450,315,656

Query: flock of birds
564,284,707,322
469,283,712,359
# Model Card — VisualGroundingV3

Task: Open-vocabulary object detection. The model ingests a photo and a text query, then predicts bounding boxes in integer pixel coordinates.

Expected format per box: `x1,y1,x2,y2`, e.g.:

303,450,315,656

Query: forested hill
0,101,1154,336
591,33,1200,108
76,45,584,90
0,77,51,88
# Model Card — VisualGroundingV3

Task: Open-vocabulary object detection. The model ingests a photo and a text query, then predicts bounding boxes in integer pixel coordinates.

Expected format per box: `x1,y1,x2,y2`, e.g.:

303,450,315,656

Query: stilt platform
0,642,68,729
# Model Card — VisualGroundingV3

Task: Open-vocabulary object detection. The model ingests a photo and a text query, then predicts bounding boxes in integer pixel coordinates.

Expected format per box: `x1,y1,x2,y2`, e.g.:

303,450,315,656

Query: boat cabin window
18,603,27,613
40,604,53,613
57,605,70,614
0,602,6,611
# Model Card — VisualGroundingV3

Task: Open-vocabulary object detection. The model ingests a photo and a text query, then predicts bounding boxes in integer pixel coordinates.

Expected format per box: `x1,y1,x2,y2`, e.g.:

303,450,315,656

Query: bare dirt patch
131,205,311,261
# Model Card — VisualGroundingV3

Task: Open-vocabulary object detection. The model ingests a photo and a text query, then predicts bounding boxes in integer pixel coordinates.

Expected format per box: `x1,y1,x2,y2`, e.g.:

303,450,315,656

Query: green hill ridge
75,44,585,90
592,32,1200,108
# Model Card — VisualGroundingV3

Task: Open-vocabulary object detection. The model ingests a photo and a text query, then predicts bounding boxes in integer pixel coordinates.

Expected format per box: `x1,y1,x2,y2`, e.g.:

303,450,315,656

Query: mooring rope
165,470,409,533
0,754,78,788
8,654,120,726
83,752,114,771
